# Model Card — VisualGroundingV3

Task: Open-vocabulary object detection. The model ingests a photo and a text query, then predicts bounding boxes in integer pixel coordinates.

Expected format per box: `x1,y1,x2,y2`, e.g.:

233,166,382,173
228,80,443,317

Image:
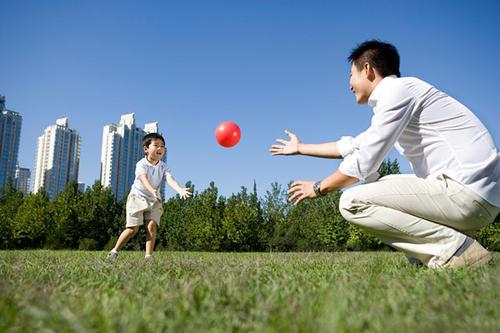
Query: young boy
271,40,500,269
107,132,191,261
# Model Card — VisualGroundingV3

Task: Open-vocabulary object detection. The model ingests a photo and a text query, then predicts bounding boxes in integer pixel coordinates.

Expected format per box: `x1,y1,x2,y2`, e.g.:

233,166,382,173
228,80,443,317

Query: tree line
0,159,498,252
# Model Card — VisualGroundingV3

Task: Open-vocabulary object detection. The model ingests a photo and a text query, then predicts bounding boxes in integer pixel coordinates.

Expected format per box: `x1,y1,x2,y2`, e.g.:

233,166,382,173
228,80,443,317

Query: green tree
160,181,195,250
263,182,288,251
47,181,84,249
477,213,500,251
222,186,264,251
11,191,51,248
0,178,24,248
390,158,400,174
284,191,349,251
77,181,122,249
182,182,225,251
315,191,350,251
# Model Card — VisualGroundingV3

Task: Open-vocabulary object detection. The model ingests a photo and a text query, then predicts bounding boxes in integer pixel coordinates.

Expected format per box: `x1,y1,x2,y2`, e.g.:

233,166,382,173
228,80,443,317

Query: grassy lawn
0,251,498,332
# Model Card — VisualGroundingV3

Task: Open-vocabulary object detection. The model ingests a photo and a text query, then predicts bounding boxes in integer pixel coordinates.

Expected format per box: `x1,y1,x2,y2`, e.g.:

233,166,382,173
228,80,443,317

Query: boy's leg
110,192,147,255
339,174,499,268
144,200,163,259
145,220,158,256
112,226,140,252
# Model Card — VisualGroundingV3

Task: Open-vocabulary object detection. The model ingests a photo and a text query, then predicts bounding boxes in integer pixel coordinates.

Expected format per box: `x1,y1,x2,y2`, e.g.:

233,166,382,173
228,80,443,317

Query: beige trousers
339,174,499,268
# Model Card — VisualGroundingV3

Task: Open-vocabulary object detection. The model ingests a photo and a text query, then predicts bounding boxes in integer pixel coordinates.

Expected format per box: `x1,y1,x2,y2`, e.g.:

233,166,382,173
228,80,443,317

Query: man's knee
339,188,357,219
339,187,370,225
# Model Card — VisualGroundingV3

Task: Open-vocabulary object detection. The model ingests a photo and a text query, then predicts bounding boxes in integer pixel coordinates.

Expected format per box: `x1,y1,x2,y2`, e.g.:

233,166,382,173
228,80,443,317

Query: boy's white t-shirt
130,157,172,200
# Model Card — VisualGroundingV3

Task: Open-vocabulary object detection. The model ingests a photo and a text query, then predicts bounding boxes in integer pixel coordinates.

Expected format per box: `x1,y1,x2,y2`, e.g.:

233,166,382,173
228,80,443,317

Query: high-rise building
100,113,165,200
33,117,81,199
14,164,31,195
0,96,22,190
144,121,158,134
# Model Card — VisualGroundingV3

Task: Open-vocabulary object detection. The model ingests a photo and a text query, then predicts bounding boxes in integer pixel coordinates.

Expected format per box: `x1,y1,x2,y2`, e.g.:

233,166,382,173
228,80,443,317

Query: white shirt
130,157,172,200
337,75,500,207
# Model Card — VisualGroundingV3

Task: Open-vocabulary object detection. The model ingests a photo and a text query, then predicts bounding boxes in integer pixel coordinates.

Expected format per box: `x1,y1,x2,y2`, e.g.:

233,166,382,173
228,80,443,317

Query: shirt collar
368,75,397,108
144,157,160,167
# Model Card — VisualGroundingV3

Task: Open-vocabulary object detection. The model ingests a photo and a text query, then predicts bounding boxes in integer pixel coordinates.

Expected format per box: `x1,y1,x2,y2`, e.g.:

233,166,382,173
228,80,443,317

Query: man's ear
364,63,376,81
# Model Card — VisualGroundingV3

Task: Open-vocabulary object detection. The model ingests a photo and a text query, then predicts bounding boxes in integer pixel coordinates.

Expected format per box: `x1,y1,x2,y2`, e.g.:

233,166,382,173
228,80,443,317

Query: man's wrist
313,180,326,196
296,143,302,155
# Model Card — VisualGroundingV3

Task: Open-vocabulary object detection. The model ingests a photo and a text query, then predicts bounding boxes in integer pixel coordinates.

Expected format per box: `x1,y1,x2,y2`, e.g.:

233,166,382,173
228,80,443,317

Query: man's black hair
143,132,165,147
348,40,401,77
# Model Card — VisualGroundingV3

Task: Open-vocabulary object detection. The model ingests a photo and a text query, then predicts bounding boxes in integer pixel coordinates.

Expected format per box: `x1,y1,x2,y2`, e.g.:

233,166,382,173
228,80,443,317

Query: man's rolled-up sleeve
336,131,368,157
338,84,417,181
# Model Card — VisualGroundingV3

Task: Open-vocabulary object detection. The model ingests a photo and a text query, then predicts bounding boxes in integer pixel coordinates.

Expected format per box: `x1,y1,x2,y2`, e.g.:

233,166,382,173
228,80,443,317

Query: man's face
349,63,372,104
145,139,165,162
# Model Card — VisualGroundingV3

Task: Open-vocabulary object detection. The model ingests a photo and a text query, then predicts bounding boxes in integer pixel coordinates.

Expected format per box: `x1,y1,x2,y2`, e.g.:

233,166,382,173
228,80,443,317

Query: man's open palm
270,130,301,156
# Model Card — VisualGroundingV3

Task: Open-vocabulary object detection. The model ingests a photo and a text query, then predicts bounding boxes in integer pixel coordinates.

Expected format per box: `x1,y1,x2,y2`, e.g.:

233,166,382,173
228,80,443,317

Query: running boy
107,133,191,261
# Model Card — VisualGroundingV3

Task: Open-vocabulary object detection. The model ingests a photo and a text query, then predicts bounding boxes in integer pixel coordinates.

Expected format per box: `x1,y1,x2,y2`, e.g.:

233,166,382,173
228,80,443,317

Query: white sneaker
107,250,118,262
145,254,153,262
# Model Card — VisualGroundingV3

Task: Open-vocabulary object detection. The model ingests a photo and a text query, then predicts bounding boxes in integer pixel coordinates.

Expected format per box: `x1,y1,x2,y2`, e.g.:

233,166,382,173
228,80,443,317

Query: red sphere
215,121,241,148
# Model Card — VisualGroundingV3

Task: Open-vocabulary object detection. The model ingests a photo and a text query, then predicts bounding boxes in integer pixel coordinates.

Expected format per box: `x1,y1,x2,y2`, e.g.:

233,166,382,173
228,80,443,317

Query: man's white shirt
337,75,500,207
130,158,172,200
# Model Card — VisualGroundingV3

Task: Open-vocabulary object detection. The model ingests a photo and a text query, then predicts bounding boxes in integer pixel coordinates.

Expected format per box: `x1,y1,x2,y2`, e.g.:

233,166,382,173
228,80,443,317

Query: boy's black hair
348,40,401,77
143,132,165,147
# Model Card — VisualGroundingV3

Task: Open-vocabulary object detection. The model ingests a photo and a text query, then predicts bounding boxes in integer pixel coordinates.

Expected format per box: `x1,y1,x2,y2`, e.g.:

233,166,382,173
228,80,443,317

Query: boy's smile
145,139,166,164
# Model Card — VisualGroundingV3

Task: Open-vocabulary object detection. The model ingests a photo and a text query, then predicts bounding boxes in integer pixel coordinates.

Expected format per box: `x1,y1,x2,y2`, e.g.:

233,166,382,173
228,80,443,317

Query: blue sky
1,1,499,198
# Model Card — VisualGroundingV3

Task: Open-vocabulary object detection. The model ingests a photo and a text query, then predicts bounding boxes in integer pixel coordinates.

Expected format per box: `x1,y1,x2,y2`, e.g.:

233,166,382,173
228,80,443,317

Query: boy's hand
178,188,192,199
270,130,301,156
288,180,317,205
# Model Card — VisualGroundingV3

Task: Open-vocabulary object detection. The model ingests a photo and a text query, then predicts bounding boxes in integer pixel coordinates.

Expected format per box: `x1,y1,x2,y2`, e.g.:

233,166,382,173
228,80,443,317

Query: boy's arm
166,174,192,199
138,174,161,201
270,130,342,158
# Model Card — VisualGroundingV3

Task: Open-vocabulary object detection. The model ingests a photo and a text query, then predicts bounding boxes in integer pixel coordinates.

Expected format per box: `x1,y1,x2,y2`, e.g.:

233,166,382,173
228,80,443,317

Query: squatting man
271,40,500,269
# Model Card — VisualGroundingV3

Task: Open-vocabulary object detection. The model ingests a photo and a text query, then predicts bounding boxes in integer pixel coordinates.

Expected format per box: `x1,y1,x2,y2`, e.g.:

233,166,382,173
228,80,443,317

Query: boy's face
349,63,374,104
144,138,166,163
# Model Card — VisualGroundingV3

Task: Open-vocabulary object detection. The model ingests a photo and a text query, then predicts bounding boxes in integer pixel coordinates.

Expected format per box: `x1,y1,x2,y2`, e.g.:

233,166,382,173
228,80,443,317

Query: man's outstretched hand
270,130,301,156
288,180,317,205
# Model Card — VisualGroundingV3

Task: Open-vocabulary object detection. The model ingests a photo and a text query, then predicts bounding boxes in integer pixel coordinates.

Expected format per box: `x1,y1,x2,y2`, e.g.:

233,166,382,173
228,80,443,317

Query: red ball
215,121,241,148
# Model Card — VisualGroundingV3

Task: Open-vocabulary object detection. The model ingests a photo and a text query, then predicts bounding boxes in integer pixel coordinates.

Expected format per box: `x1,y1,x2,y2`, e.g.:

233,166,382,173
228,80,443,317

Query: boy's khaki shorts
126,193,163,227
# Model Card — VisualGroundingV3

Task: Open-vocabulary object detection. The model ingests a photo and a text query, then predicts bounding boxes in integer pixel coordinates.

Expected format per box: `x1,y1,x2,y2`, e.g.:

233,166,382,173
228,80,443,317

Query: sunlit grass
0,251,498,332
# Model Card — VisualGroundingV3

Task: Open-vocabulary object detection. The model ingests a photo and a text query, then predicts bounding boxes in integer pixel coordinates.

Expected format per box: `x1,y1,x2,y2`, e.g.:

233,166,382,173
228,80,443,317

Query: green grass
0,251,499,333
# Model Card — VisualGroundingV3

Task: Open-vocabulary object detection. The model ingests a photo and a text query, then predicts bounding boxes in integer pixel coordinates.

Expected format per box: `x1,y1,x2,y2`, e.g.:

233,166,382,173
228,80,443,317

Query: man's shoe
443,238,492,268
107,250,118,262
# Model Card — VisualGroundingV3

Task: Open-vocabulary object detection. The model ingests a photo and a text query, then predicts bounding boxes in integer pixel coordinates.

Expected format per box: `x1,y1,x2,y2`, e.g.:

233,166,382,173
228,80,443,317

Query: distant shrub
477,215,500,251
78,238,98,251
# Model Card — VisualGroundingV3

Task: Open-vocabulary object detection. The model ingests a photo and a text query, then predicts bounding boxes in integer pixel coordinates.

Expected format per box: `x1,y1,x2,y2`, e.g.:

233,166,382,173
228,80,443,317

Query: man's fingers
285,130,297,139
275,138,288,145
270,145,286,156
287,185,301,195
288,191,301,203
294,194,306,206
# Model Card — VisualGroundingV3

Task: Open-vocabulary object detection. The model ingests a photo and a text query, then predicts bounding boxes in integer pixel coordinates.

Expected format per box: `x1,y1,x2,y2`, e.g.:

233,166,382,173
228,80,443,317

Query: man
271,40,500,269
